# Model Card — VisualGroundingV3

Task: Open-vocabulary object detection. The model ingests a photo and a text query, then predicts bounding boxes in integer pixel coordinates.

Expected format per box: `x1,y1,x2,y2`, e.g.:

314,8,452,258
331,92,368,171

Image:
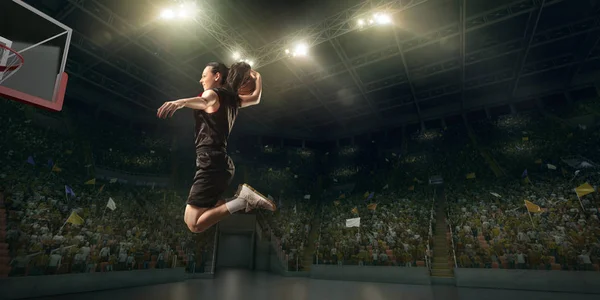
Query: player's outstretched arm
239,70,262,108
157,90,218,118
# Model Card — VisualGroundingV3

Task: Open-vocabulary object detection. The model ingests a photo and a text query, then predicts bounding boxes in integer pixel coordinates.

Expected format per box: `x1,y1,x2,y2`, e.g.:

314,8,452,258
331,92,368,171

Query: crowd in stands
2,94,599,277
446,110,600,271
86,122,171,174
317,188,432,267
0,99,214,277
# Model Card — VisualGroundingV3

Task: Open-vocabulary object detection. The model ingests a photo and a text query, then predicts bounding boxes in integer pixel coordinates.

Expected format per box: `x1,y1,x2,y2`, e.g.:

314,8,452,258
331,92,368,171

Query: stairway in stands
0,193,10,277
301,204,322,272
430,188,454,280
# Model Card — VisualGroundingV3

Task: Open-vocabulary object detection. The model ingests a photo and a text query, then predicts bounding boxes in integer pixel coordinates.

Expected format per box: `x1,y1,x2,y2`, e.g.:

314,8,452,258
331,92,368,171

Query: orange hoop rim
0,44,24,72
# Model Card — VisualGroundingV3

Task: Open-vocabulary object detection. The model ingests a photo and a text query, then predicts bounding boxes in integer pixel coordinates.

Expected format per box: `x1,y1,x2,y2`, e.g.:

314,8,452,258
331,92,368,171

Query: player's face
200,66,219,90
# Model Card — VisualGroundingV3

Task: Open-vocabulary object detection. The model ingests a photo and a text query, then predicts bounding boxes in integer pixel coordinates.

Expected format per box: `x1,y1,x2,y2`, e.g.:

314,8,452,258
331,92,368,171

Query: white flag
345,217,361,228
383,184,389,190
575,170,581,175
547,164,557,170
107,197,117,211
490,192,501,198
109,178,118,183
304,194,311,200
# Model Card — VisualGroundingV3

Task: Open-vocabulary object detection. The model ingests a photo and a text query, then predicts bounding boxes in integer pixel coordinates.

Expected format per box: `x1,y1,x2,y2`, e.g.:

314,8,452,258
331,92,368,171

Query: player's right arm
157,90,218,118
177,89,219,110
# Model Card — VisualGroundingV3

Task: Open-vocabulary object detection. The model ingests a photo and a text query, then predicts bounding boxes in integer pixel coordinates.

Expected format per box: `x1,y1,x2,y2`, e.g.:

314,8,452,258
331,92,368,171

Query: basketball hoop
0,44,24,84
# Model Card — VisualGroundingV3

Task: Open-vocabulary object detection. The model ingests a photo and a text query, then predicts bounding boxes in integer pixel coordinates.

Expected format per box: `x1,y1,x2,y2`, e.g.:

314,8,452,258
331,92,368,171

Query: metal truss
509,0,546,98
54,0,82,21
393,26,422,122
65,0,197,86
269,0,566,95
329,39,382,119
65,59,155,110
69,30,180,101
265,16,600,118
310,54,600,130
459,0,466,111
563,33,600,89
253,0,430,68
269,50,600,123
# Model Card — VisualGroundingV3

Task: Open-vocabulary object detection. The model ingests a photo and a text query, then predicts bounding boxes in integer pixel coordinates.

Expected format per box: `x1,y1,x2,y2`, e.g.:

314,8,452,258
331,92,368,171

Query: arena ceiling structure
27,0,600,141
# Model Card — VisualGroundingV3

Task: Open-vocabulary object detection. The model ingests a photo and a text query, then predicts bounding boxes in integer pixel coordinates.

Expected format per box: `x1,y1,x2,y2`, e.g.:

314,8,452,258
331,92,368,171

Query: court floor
34,269,598,300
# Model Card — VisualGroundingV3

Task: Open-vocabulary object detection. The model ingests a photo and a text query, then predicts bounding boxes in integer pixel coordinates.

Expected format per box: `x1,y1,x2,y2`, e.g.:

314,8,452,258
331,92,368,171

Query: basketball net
0,44,24,84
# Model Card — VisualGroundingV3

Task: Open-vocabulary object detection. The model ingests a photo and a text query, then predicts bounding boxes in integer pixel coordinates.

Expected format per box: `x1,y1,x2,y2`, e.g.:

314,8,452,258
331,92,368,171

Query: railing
426,188,436,273
256,211,290,271
210,224,219,274
447,212,458,268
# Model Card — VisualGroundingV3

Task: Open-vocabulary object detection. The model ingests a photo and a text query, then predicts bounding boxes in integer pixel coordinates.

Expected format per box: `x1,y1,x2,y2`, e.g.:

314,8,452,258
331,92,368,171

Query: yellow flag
408,185,415,191
524,200,542,213
338,194,345,199
367,203,377,210
575,183,595,198
84,178,96,185
523,176,532,184
466,173,476,179
334,201,340,206
363,191,370,198
522,137,529,141
52,164,62,172
67,211,84,225
351,207,358,214
535,159,542,164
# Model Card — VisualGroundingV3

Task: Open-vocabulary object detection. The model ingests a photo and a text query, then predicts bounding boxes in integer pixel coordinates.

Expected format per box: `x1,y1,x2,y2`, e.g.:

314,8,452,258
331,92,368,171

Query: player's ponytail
226,62,252,93
206,62,229,86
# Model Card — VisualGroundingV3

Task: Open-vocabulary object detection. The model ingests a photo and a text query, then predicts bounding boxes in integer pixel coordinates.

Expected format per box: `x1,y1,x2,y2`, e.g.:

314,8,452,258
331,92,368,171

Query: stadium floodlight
293,43,308,57
373,13,392,25
160,9,175,20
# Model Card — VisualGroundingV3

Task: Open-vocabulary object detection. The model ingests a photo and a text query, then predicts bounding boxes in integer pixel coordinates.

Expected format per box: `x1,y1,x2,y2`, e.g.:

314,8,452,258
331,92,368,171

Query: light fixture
374,13,392,25
233,52,241,60
160,9,175,19
294,43,308,56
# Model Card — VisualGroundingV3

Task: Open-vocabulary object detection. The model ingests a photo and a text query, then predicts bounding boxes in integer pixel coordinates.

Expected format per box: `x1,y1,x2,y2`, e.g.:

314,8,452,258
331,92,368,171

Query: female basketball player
157,62,276,233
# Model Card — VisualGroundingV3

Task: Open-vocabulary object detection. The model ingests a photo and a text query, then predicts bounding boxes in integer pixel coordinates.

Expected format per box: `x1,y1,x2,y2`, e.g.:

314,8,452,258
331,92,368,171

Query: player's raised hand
157,100,184,119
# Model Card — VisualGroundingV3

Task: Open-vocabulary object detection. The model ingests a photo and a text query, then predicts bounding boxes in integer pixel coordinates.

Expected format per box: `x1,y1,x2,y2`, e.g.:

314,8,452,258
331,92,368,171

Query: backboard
0,0,72,111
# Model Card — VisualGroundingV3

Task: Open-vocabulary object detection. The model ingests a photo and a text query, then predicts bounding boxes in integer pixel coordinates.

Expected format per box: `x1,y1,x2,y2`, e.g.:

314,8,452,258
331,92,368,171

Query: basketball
238,77,256,95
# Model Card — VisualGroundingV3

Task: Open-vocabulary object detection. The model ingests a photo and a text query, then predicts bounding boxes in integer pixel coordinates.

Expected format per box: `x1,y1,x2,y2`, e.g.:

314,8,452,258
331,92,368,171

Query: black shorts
187,151,235,208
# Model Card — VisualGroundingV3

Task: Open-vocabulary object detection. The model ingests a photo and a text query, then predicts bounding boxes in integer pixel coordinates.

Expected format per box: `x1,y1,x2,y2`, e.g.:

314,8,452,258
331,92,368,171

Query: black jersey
193,87,239,153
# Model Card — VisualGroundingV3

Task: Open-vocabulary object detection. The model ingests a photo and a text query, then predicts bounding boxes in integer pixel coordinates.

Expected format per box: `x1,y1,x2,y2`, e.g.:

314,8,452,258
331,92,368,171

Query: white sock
225,197,246,214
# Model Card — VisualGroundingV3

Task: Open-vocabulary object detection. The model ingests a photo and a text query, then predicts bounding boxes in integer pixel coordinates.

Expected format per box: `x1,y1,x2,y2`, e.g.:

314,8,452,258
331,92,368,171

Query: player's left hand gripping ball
157,100,184,119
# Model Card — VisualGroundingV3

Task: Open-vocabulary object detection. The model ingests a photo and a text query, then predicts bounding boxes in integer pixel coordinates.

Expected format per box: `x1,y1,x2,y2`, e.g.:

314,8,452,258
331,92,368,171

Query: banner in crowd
367,203,377,210
67,211,84,225
107,198,117,211
524,200,542,213
345,217,360,228
575,183,595,198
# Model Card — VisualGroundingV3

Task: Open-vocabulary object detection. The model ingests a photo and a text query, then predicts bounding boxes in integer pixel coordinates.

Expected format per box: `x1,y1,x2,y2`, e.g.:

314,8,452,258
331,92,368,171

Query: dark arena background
1,0,600,299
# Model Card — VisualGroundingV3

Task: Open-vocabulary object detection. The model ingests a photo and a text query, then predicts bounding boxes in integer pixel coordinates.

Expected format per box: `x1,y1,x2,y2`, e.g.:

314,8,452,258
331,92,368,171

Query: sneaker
235,184,276,212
